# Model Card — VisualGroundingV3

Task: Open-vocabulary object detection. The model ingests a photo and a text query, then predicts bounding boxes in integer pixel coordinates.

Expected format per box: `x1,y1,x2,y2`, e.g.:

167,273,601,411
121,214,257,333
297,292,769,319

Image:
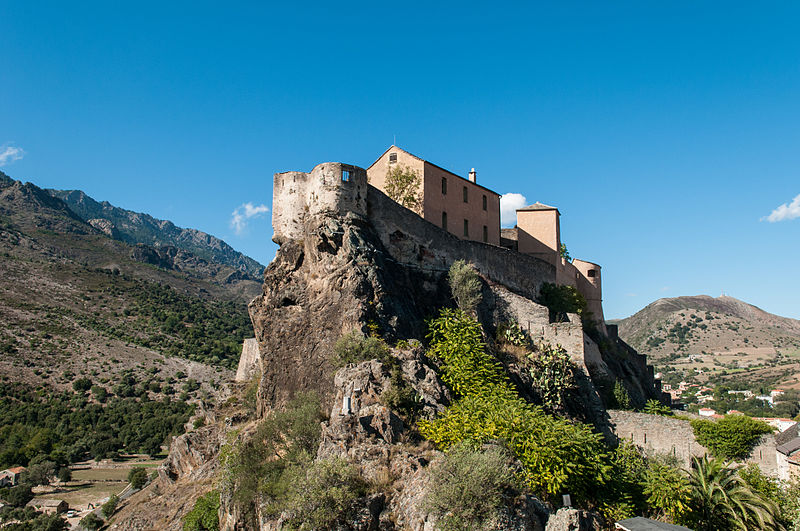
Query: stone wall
235,338,261,382
608,410,778,475
367,186,555,301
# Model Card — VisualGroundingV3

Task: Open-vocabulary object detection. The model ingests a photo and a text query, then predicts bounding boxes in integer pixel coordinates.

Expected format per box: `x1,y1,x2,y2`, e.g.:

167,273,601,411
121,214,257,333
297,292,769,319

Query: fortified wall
608,410,778,475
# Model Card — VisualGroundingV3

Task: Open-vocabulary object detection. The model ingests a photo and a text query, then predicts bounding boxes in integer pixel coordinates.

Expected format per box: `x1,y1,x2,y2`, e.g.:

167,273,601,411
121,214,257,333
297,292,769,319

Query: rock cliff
112,164,663,530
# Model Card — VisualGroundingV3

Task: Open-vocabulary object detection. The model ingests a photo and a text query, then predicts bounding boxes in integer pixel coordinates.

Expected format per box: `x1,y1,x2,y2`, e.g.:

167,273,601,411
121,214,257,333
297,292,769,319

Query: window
463,219,469,237
483,225,488,243
463,186,468,203
588,270,597,278
442,177,447,194
342,170,351,182
389,153,397,163
482,195,487,211
442,212,447,230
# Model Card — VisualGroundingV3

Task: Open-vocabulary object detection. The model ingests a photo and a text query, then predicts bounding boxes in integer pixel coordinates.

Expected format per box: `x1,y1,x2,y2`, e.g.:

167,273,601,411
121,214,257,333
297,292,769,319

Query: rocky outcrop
248,212,450,413
158,425,223,484
235,338,261,382
544,508,604,531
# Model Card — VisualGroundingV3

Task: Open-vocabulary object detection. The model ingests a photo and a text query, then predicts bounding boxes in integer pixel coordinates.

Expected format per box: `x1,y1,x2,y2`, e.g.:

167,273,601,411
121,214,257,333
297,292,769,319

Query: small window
463,186,468,203
483,225,488,243
588,269,597,278
342,170,351,182
442,211,447,230
463,219,469,237
389,153,397,163
482,195,487,210
442,177,447,195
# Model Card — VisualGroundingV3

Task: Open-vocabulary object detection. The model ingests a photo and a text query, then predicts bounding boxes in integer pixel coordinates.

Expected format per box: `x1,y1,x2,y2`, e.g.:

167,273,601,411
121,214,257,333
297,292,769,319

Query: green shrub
690,415,772,461
183,490,220,531
643,399,672,416
496,321,528,347
424,442,517,531
528,343,575,411
537,283,587,323
643,458,691,522
80,512,104,531
280,458,367,530
332,332,391,367
128,467,148,489
101,494,119,518
613,380,632,410
420,309,610,501
222,393,324,520
380,367,421,419
448,260,482,314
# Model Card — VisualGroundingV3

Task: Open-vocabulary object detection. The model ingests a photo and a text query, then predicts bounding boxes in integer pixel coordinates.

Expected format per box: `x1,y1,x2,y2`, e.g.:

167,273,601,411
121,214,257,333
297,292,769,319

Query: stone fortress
264,146,664,411
273,145,606,332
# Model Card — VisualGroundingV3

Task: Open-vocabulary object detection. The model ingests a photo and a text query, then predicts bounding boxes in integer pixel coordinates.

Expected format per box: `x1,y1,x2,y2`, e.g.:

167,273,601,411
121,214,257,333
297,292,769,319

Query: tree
383,164,422,214
57,466,72,483
537,283,588,323
690,415,773,461
80,512,104,531
680,456,780,531
448,260,482,314
22,460,56,486
102,494,119,518
559,243,571,262
0,484,34,507
128,467,148,489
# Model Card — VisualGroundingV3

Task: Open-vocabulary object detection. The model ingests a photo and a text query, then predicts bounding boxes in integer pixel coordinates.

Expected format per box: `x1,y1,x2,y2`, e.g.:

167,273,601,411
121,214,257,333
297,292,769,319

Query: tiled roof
517,202,558,212
776,422,800,446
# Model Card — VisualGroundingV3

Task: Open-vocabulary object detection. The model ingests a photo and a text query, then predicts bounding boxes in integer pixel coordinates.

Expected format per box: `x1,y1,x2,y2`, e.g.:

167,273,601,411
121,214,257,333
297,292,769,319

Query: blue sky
2,2,799,319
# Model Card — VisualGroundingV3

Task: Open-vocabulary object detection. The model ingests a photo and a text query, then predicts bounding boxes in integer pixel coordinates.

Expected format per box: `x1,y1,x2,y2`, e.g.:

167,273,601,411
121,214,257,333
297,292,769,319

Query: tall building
367,146,501,246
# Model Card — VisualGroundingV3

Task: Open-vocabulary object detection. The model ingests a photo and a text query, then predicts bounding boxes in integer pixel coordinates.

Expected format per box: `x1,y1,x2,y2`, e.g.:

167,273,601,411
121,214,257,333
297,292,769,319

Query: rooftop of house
517,202,559,213
368,145,501,197
1,466,25,474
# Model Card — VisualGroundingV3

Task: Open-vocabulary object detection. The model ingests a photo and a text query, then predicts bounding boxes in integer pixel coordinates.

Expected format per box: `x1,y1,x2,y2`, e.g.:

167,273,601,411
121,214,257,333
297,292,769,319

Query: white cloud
0,144,25,167
499,193,527,227
230,202,270,235
762,193,800,223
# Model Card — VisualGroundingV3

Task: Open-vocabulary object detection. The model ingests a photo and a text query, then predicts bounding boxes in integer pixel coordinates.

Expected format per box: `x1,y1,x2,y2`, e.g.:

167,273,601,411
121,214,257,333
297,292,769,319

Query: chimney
468,168,476,183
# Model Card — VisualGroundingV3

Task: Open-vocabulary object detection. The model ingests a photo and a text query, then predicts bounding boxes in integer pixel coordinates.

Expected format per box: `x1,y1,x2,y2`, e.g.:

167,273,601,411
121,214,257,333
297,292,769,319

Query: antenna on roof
393,134,396,146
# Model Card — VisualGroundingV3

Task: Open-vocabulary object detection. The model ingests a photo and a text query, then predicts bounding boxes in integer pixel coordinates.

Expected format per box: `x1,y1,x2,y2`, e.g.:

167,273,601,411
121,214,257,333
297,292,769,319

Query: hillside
48,187,265,280
0,170,257,397
615,295,800,389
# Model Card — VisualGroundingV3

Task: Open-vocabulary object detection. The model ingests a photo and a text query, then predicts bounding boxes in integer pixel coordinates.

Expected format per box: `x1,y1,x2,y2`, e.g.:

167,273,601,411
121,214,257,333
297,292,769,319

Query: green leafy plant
448,260,482,314
643,458,691,523
642,399,672,416
128,467,148,489
680,456,780,531
423,442,518,531
559,243,571,262
496,321,528,347
280,457,367,530
419,309,611,501
690,415,772,461
537,282,587,323
613,379,632,410
101,494,119,518
528,343,576,411
183,490,220,531
332,331,391,367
